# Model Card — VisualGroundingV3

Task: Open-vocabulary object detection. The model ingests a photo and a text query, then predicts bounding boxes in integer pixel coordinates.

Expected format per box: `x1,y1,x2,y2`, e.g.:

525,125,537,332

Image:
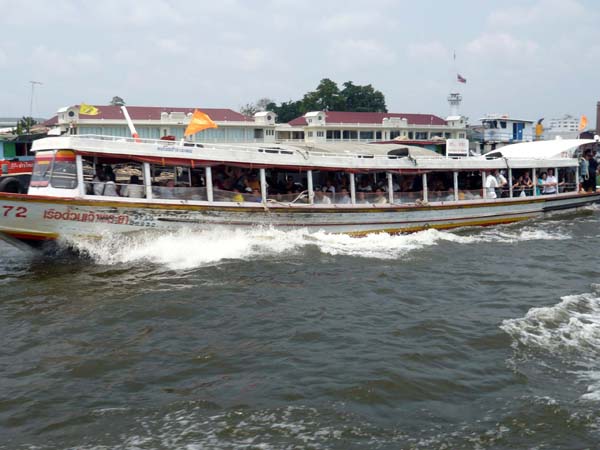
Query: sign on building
446,138,469,157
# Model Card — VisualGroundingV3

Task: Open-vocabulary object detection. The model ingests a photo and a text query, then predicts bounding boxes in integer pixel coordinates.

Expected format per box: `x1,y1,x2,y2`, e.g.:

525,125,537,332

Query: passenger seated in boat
314,189,331,204
122,175,145,198
103,172,120,197
373,188,387,204
249,188,262,202
231,188,244,202
92,166,106,195
443,188,455,201
357,177,373,192
356,191,369,204
336,188,351,204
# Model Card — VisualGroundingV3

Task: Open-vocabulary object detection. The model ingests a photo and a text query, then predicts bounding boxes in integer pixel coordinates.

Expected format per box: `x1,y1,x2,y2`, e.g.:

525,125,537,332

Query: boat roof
31,135,581,171
485,139,598,159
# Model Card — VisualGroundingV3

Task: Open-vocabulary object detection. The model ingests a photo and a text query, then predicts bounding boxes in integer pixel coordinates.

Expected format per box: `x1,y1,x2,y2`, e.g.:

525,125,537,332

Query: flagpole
121,106,140,142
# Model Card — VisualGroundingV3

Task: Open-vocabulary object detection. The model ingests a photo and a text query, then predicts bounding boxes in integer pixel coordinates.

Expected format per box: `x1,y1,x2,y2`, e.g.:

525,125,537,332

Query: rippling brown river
2,208,600,449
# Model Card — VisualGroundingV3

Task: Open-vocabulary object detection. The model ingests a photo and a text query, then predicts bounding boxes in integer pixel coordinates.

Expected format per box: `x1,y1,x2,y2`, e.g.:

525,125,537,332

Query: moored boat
0,133,598,249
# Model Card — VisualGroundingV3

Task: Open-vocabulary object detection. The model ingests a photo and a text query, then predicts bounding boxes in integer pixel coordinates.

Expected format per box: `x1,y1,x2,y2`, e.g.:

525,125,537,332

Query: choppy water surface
2,208,600,449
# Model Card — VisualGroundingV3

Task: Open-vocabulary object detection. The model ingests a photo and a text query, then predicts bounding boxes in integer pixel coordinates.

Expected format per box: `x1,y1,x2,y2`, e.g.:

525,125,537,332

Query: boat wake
62,222,572,270
501,285,600,401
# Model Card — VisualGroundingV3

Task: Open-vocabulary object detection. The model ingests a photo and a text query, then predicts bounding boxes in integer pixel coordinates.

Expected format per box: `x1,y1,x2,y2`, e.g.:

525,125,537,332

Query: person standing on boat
543,169,558,195
588,150,598,192
521,171,533,196
496,170,508,197
579,151,589,192
485,171,499,199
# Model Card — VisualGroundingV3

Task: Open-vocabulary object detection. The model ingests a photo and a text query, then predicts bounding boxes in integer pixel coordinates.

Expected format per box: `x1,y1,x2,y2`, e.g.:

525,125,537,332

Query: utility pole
29,80,43,119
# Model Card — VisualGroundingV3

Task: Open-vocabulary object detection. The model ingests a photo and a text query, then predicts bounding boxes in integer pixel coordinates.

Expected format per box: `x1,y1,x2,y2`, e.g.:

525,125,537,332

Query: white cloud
466,33,538,58
154,38,187,55
329,39,395,69
407,41,449,61
488,0,586,28
319,11,391,32
29,46,101,78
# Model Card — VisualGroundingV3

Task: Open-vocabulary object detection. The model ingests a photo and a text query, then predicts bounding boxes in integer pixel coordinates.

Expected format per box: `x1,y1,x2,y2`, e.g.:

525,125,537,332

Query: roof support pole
532,168,537,197
75,154,85,197
349,172,356,205
576,164,580,193
143,162,153,200
205,166,213,202
260,168,267,204
482,171,487,199
508,168,513,198
422,173,428,203
453,171,459,201
307,170,314,204
387,172,394,204
555,167,559,195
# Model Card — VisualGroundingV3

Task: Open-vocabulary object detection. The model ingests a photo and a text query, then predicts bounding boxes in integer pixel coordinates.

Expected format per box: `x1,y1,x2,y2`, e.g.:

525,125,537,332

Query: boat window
30,151,54,187
50,150,78,189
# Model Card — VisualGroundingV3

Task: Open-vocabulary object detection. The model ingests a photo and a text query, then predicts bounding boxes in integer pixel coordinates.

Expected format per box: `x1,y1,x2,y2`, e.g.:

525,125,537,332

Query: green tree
251,78,388,122
341,82,387,112
110,96,125,106
266,100,303,123
301,78,345,112
15,116,37,135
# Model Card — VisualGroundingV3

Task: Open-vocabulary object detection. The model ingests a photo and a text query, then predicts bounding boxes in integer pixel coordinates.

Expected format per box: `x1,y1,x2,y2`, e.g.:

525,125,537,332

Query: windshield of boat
30,150,78,189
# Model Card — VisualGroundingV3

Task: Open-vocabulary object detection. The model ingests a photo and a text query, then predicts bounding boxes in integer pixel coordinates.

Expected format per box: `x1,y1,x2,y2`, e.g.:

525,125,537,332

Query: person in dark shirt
587,150,598,192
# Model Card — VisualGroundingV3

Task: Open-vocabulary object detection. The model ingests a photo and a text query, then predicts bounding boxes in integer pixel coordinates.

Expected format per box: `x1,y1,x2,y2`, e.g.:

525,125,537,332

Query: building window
265,129,274,136
359,131,374,140
317,131,324,137
415,132,428,140
308,131,313,137
408,131,414,139
254,129,264,139
459,133,466,138
444,132,451,138
375,131,382,139
326,130,341,139
500,121,507,129
342,130,357,140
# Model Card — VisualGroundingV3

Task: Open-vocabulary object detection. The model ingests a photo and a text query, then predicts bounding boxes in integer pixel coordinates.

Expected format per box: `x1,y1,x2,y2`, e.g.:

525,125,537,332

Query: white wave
62,222,573,270
501,291,600,401
501,293,600,355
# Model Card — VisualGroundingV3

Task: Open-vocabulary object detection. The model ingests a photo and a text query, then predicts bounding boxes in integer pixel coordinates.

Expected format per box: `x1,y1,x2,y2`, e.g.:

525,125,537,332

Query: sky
1,0,599,126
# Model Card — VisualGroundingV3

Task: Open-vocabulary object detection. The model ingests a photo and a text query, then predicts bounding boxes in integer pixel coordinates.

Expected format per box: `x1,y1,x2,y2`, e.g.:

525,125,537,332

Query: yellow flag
579,115,588,131
79,103,100,115
184,109,218,136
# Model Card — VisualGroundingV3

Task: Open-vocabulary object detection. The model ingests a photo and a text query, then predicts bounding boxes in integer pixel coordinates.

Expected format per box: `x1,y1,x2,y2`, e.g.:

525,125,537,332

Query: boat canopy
485,139,598,159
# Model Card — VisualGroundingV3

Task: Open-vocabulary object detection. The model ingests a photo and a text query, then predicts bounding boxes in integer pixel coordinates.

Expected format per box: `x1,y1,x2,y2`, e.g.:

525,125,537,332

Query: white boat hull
1,192,598,248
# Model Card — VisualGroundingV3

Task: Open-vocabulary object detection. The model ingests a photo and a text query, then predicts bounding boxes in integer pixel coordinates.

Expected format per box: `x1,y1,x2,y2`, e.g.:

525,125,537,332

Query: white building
480,114,534,152
545,115,580,140
45,104,467,147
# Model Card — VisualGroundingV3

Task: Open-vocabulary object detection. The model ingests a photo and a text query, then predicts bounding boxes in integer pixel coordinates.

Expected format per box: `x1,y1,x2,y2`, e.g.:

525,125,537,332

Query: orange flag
184,109,218,136
579,115,588,131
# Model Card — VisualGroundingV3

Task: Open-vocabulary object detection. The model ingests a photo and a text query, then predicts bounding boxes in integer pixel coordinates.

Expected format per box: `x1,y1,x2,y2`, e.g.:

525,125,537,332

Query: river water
1,208,600,449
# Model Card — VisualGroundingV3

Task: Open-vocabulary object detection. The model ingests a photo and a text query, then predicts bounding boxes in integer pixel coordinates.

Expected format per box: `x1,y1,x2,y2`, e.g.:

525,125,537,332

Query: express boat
0,133,598,249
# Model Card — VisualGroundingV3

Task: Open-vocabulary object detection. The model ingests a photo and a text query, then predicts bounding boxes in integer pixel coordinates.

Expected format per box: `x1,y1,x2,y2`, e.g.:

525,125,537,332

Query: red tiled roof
76,105,252,122
43,115,58,126
288,111,446,126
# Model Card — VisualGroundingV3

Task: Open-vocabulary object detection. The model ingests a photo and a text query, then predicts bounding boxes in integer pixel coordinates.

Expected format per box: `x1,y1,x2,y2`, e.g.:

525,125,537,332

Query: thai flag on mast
457,73,467,84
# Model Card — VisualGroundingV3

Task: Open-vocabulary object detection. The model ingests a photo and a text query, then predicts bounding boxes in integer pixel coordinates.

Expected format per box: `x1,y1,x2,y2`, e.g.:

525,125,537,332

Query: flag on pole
79,103,100,115
184,109,218,136
457,74,467,84
579,115,588,131
535,118,544,138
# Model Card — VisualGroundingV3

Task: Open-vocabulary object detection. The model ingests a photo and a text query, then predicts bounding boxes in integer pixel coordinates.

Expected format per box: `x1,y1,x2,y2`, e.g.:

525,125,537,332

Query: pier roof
288,111,446,126
73,105,253,122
